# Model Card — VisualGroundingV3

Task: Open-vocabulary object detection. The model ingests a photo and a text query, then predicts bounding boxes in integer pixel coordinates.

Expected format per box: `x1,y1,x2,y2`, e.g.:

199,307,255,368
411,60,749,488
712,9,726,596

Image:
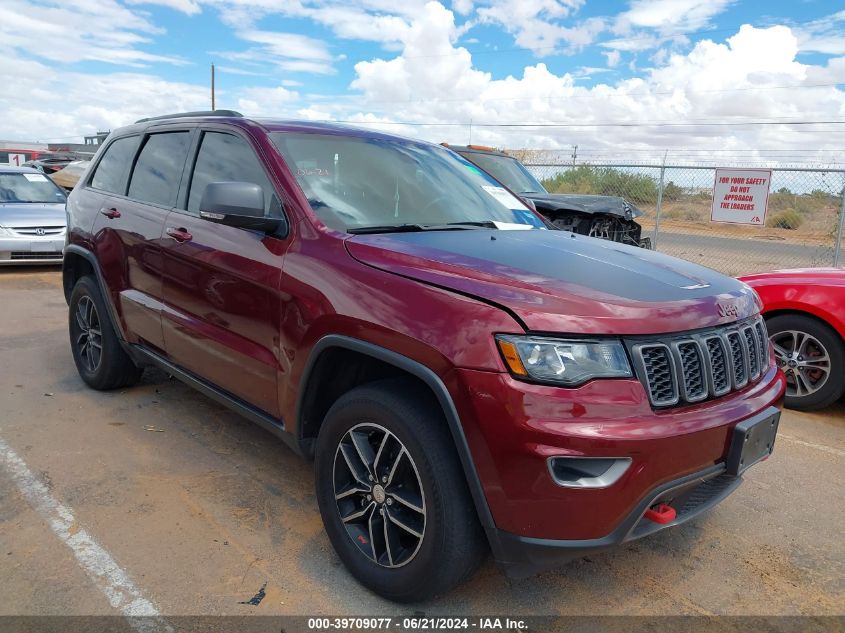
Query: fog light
547,457,631,488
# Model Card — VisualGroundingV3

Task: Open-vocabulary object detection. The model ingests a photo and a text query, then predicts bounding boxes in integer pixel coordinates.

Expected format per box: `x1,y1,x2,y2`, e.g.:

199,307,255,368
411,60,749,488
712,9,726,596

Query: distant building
48,131,109,155
0,140,48,151
0,141,50,166
1,132,109,165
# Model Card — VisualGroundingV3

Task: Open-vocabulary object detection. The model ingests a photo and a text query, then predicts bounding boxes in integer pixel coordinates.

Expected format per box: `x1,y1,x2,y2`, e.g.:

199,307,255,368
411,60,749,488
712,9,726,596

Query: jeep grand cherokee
63,111,785,602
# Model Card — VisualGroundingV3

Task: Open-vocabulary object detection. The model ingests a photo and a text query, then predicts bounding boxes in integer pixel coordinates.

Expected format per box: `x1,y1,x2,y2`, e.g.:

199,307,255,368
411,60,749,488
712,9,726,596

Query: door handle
165,227,193,243
101,208,121,219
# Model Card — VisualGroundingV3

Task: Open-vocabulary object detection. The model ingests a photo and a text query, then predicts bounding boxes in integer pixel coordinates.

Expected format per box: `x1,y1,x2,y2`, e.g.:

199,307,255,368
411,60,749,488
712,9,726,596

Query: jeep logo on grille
717,302,739,318
35,228,45,236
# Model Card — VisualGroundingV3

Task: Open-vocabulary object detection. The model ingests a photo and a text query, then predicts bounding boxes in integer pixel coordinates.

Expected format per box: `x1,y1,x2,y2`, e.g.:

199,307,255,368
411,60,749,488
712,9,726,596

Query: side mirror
199,181,286,234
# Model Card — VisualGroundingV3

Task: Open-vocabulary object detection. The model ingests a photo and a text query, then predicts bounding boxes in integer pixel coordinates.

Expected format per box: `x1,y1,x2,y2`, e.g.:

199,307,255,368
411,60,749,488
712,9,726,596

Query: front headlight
496,335,632,386
0,226,12,236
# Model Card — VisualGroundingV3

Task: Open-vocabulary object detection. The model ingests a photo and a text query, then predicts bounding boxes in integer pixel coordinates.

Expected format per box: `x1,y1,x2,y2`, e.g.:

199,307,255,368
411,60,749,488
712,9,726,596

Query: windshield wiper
347,223,427,234
426,221,498,230
348,221,498,234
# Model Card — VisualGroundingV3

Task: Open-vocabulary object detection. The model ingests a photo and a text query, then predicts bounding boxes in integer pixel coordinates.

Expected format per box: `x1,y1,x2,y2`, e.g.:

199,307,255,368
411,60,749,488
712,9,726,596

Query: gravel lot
0,267,843,628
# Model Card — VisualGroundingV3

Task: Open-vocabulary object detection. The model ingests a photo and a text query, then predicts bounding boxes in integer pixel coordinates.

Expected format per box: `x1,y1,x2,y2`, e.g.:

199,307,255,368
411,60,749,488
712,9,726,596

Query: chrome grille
11,226,65,236
631,316,768,408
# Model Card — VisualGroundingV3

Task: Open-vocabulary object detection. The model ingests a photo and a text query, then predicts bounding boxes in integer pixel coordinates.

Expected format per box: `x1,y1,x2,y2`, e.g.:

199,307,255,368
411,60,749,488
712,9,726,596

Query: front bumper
0,235,65,265
448,364,785,574
493,461,744,578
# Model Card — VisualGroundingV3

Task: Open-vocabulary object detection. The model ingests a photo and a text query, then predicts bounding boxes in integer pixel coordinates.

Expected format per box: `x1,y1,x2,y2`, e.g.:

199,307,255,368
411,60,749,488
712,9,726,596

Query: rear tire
69,275,142,390
766,313,845,411
314,379,487,602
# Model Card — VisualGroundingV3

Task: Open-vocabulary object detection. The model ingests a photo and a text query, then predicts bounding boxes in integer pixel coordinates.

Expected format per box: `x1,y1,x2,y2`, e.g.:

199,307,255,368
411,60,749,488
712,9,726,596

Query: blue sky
1,0,844,161
132,0,839,93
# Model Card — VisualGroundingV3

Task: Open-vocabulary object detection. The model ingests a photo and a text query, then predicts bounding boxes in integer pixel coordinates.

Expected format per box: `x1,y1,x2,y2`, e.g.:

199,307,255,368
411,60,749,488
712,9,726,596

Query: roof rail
135,110,244,124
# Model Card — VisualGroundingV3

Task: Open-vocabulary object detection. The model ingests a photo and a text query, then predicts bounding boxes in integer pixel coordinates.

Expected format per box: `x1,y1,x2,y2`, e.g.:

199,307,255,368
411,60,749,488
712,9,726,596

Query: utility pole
211,63,216,111
571,144,578,166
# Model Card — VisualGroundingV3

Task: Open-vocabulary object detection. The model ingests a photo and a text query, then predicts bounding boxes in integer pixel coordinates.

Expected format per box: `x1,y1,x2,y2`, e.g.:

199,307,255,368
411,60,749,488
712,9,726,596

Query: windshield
462,152,547,195
0,172,67,204
270,133,546,231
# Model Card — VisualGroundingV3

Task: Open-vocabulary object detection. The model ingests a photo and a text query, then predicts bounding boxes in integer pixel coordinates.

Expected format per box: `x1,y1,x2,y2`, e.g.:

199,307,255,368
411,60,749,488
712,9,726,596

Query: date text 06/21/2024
307,617,528,630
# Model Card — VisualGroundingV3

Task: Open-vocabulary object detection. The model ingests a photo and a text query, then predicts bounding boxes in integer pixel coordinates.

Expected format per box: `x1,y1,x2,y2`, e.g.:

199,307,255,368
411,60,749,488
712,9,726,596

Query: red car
740,268,845,410
64,111,784,601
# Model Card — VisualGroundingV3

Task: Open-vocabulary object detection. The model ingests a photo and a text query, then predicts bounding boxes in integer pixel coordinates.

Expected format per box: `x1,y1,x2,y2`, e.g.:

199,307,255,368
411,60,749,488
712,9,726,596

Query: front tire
767,313,845,411
69,275,142,390
314,379,487,602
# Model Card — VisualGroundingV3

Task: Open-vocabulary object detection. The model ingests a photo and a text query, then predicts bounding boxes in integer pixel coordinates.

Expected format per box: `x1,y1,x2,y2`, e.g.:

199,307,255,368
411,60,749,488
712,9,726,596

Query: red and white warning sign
711,168,772,226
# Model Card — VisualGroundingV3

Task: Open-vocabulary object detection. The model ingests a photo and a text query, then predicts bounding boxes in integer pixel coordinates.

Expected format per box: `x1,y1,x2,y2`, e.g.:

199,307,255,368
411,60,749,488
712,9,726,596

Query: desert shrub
541,165,658,204
662,205,707,222
662,181,684,201
767,210,803,230
769,190,833,217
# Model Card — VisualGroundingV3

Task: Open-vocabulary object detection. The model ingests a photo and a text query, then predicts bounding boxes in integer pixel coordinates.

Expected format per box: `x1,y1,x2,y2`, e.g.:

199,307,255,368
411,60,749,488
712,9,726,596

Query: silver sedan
0,166,68,265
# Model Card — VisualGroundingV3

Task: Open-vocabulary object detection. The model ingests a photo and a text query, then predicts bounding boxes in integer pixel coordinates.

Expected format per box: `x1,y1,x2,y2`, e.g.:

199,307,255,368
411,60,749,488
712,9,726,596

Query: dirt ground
0,268,843,628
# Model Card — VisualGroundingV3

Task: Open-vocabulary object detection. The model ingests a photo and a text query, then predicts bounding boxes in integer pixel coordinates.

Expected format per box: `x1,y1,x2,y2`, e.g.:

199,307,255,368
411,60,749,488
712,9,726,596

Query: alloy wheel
75,295,103,373
332,423,426,568
771,329,830,398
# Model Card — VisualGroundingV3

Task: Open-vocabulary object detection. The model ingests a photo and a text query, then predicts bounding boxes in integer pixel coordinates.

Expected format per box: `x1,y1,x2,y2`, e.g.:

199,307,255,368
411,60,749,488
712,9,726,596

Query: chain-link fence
519,159,845,277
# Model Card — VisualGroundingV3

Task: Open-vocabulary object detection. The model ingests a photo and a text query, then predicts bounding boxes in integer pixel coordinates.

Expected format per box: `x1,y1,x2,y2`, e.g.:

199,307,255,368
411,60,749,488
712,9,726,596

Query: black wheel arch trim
63,244,130,349
296,334,502,555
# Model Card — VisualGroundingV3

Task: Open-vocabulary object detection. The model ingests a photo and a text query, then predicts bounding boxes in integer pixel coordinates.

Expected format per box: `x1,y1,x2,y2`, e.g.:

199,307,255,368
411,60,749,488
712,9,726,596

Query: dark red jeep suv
63,111,785,601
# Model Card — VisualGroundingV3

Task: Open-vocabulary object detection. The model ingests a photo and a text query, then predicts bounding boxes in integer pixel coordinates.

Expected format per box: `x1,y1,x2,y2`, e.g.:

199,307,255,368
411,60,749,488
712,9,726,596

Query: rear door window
127,132,191,207
90,136,140,195
187,131,281,217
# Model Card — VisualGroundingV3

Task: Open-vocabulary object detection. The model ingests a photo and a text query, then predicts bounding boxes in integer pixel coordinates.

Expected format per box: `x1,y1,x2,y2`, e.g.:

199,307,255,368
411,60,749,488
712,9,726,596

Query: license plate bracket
726,409,780,476
31,241,54,252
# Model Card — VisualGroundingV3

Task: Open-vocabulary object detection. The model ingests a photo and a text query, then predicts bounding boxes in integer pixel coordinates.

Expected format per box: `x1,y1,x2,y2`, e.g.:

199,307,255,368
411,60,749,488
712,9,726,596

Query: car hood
739,267,845,286
525,193,644,219
346,229,760,335
0,203,66,228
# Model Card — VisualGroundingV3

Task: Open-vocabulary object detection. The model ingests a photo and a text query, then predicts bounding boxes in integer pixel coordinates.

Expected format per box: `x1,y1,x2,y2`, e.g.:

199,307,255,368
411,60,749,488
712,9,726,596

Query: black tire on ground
69,275,142,390
766,313,845,411
314,378,487,602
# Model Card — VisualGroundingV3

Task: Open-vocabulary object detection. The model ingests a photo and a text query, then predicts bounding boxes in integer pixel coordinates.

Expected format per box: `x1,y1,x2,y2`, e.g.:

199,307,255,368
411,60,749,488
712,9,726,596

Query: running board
130,345,300,454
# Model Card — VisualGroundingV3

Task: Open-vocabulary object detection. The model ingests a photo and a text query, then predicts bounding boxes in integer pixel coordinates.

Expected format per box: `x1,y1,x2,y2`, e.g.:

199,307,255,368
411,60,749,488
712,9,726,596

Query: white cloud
236,85,300,116
214,65,268,76
352,3,489,102
476,0,603,55
202,0,428,46
238,30,333,62
617,0,734,34
0,54,209,141
125,0,202,15
452,0,473,15
793,10,845,55
2,0,844,168
215,29,336,75
0,0,186,66
344,7,845,160
603,50,621,67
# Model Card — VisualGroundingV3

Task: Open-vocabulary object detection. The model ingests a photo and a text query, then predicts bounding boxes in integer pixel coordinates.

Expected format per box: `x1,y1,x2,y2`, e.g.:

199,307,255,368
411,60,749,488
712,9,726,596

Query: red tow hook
644,503,677,524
